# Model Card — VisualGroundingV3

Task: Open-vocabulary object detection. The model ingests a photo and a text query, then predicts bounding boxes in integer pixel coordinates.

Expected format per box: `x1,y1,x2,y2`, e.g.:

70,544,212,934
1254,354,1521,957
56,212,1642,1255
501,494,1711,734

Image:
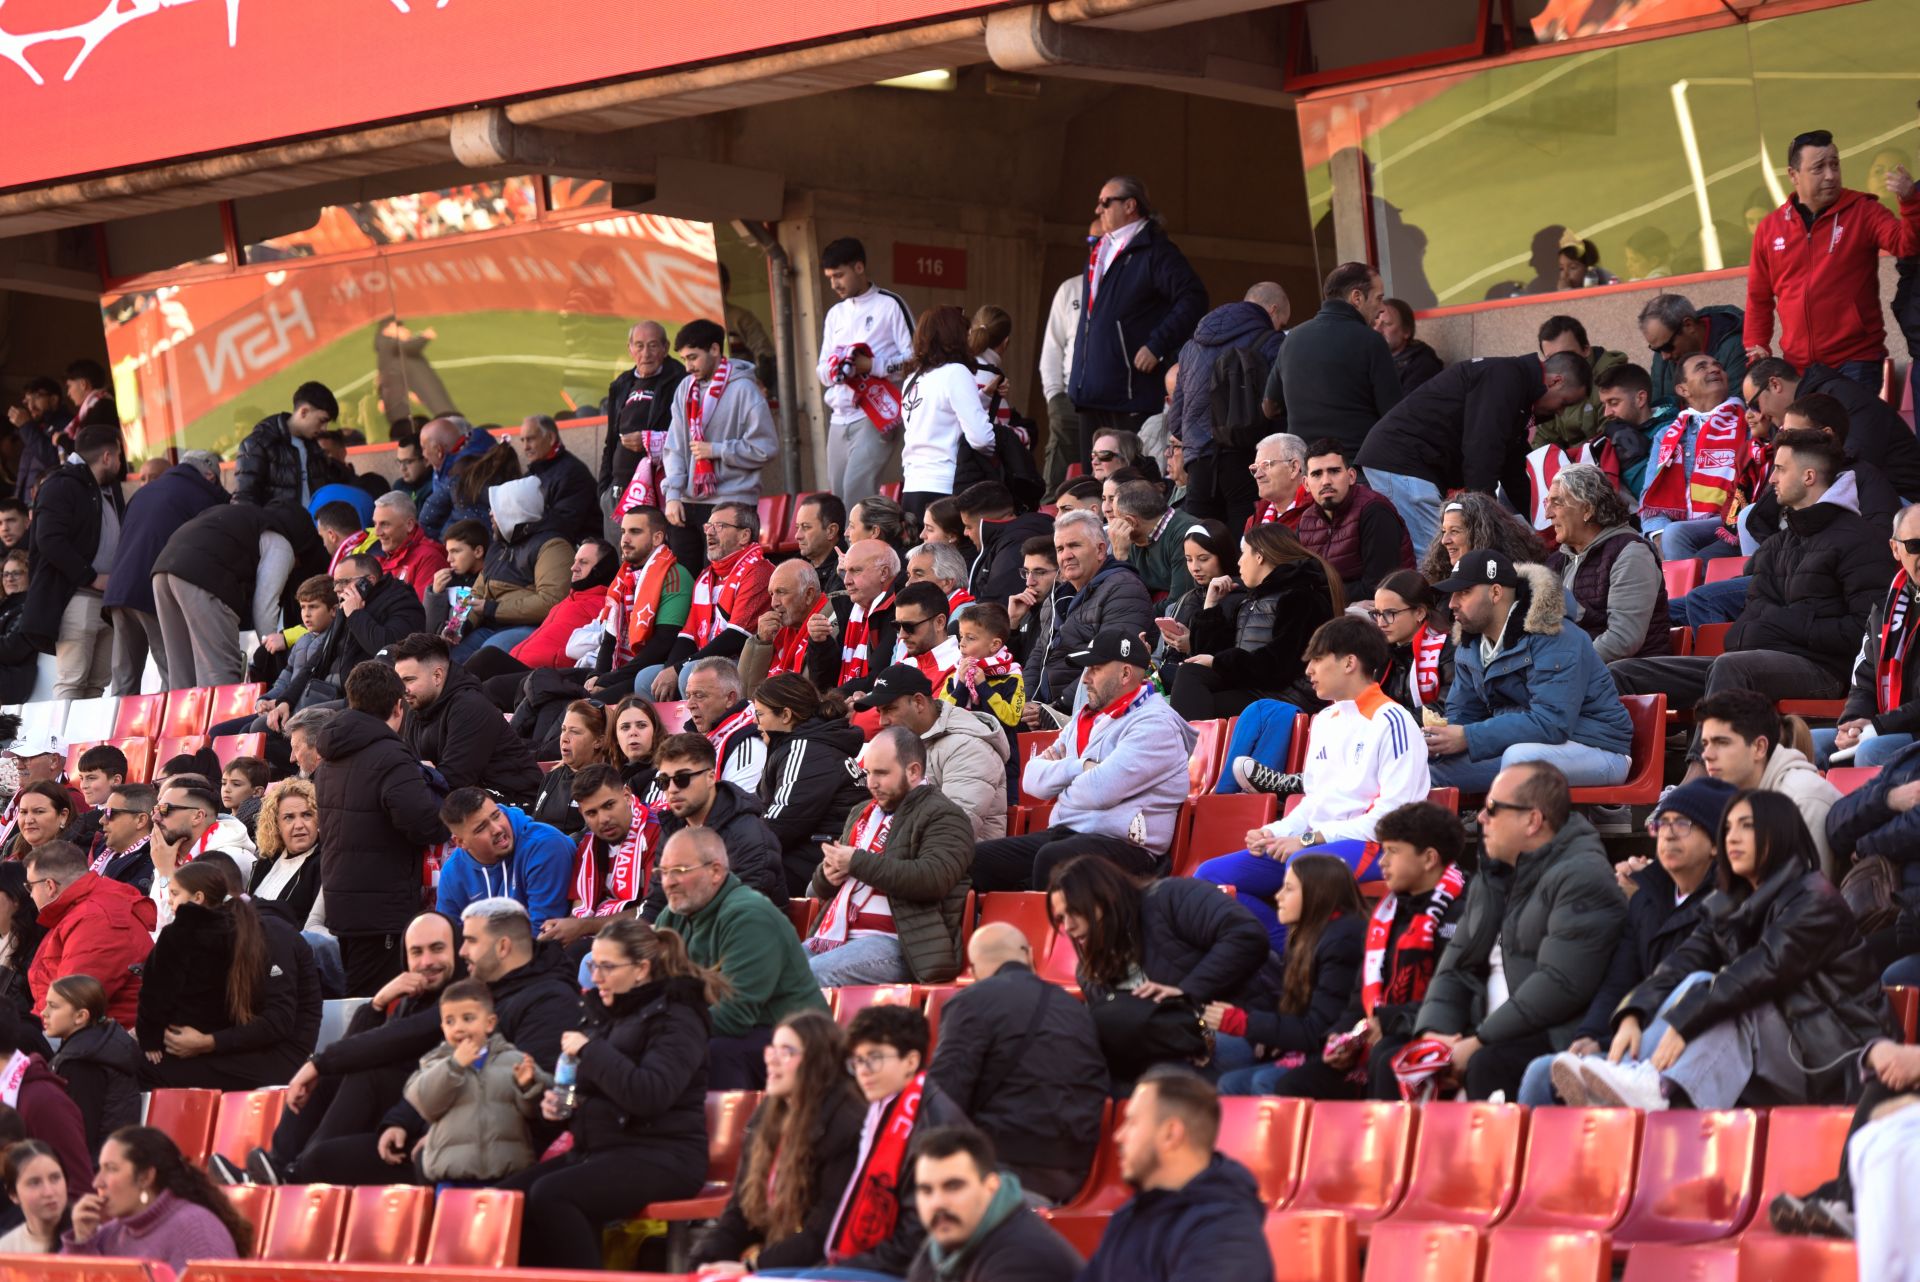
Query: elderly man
907,542,974,617
602,321,686,527
1033,510,1152,713
1246,431,1309,532
285,707,335,779
863,664,1009,840
804,725,972,987
518,414,600,544
1106,478,1187,595
27,838,156,1025
102,447,226,695
679,655,766,792
368,491,447,602
653,826,830,1088
836,538,906,697
739,559,835,694
416,414,494,539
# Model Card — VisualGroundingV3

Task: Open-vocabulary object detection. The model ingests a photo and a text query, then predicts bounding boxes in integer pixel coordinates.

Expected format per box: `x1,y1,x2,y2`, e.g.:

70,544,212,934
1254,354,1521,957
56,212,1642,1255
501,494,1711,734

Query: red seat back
1704,555,1748,583
423,1187,523,1267
1186,718,1228,796
1619,1242,1738,1282
784,898,815,939
1827,766,1882,797
1730,1236,1858,1280
1888,984,1919,1042
1266,1209,1358,1282
1663,558,1704,600
653,700,692,733
1484,1226,1608,1282
923,984,961,1047
1062,1099,1129,1212
1389,1100,1525,1228
1290,1101,1417,1223
1284,712,1312,772
65,739,101,778
114,736,155,783
155,733,208,768
161,686,213,738
219,1184,274,1258
213,733,267,768
1218,1096,1310,1207
1174,792,1276,878
1570,693,1666,806
1017,729,1062,805
1040,1209,1111,1257
207,683,265,726
1038,926,1081,985
1694,623,1733,657
1506,1106,1642,1232
212,1089,287,1166
1359,1220,1480,1282
1614,1109,1762,1246
112,693,165,739
703,1090,761,1187
339,1184,434,1264
833,984,922,1026
259,1183,349,1263
145,1087,221,1164
968,892,1054,977
1747,1107,1852,1238
757,494,791,553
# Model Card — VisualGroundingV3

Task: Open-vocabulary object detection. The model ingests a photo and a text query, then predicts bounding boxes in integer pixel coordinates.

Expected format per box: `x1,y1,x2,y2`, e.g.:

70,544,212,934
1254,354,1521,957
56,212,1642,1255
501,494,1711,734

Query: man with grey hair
416,413,494,539
518,413,599,544
906,541,972,616
1036,508,1153,712
741,557,833,692
1106,478,1185,594
1638,292,1747,407
368,490,446,603
286,706,336,778
1167,280,1289,535
1545,462,1668,664
603,322,686,535
103,442,231,693
1247,431,1310,532
682,655,765,792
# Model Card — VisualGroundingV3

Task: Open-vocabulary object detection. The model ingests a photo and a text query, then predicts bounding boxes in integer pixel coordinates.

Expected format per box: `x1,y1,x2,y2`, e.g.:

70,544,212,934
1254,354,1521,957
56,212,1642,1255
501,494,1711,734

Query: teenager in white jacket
817,237,915,504
898,307,996,526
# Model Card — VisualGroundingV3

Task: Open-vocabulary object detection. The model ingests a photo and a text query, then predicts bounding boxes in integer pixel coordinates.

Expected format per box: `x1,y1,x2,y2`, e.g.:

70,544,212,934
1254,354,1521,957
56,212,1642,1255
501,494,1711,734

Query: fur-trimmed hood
1452,561,1564,648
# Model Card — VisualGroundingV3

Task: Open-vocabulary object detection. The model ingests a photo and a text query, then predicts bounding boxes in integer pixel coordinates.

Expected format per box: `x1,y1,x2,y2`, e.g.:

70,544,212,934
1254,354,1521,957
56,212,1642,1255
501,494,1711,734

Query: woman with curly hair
248,779,323,928
1544,463,1670,662
1418,491,1547,585
61,1126,250,1272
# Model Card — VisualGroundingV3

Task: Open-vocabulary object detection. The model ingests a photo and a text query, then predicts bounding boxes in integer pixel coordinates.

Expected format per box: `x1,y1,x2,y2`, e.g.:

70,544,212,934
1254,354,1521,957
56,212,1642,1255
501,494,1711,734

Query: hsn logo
193,290,317,395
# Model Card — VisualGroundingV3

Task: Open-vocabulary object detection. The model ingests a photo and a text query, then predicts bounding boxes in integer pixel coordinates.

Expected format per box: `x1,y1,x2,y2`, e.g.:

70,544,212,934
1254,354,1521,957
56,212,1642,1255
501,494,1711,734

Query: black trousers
1366,1035,1415,1101
1183,449,1258,539
901,490,947,532
1074,408,1150,470
275,1062,414,1166
709,1027,773,1090
1608,651,1849,762
1267,1054,1368,1102
665,503,711,576
294,1130,410,1186
500,1142,707,1269
140,1046,304,1091
339,933,407,998
1462,1032,1555,1101
1169,663,1263,722
971,825,1162,894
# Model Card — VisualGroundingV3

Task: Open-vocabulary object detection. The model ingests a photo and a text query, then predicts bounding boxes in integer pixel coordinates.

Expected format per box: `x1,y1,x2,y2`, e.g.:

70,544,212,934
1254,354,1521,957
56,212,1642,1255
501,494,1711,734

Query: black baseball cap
856,664,933,707
1432,548,1522,594
1067,629,1150,669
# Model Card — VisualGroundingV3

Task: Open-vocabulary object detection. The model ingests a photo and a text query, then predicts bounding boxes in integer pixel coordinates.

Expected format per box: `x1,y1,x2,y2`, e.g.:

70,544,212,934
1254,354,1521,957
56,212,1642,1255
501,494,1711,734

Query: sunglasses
1090,450,1121,463
1478,799,1534,818
653,767,712,791
1899,538,1920,555
1095,196,1128,209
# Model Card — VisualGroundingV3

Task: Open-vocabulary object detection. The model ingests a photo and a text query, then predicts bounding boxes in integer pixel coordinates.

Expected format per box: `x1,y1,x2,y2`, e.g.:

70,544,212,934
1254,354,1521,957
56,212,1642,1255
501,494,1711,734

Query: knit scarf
770,595,830,678
685,359,733,499
840,592,895,686
686,544,765,649
329,528,379,575
601,544,678,665
706,704,757,765
959,645,1020,700
1639,398,1750,523
1878,571,1920,714
616,453,663,515
570,802,657,918
1409,624,1446,711
828,344,904,436
813,801,893,946
828,1073,927,1263
1361,864,1466,1015
90,833,148,876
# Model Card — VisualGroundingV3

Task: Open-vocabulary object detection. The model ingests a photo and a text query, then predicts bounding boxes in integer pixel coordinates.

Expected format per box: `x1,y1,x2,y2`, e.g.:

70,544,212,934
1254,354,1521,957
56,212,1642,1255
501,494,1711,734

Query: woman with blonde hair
248,779,323,928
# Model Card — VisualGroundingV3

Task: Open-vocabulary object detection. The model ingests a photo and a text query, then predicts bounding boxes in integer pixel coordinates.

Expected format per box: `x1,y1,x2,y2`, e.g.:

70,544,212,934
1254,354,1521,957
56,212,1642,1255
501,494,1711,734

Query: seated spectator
905,1127,1084,1282
518,414,601,544
651,828,830,1089
1415,763,1626,1100
238,575,339,732
435,789,574,934
0,1140,69,1255
1371,570,1455,719
1591,361,1676,495
955,481,1052,604
5,782,76,869
27,840,154,1026
1203,617,1431,942
44,973,139,1154
1825,739,1920,980
636,499,773,701
365,490,449,603
397,980,543,1186
465,537,618,686
1567,790,1884,1110
750,674,868,896
1172,523,1340,720
605,694,665,796
1532,315,1624,451
389,632,542,800
850,494,911,555
0,863,41,1025
1745,355,1920,504
219,757,267,841
61,1127,248,1273
568,508,688,701
1006,536,1065,675
546,763,658,947
505,918,721,1269
1517,779,1730,1106
1049,857,1269,1086
792,493,847,596
1375,297,1444,394
681,656,767,794
1423,551,1633,792
1075,1068,1272,1282
530,700,607,836
927,924,1107,1204
149,777,257,928
1049,476,1103,516
247,780,323,930
1817,503,1920,768
640,732,785,914
1106,480,1187,595
90,783,155,896
1150,519,1241,691
975,631,1194,892
805,727,971,987
885,580,964,695
1738,387,1900,558
938,602,1025,735
453,471,571,660
0,1003,88,1191
1246,432,1310,531
1031,511,1152,713
1636,353,1754,560
1292,439,1415,601
690,1010,863,1270
70,744,127,855
316,501,374,574
1544,462,1671,662
423,518,488,635
833,538,905,699
739,558,836,694
1696,689,1840,877
1089,428,1154,483
1419,491,1546,584
865,665,1010,842
907,541,976,619
1209,855,1366,1096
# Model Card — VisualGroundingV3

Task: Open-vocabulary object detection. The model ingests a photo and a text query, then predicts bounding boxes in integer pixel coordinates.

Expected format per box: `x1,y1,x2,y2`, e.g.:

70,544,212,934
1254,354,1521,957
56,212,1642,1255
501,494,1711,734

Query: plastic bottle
552,1052,579,1119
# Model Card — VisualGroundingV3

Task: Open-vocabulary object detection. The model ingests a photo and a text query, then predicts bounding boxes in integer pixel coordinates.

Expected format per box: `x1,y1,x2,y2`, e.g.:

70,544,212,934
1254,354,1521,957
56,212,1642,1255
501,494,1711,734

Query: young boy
428,519,490,639
69,744,128,855
396,979,544,1183
938,602,1024,730
238,576,336,734
221,757,269,839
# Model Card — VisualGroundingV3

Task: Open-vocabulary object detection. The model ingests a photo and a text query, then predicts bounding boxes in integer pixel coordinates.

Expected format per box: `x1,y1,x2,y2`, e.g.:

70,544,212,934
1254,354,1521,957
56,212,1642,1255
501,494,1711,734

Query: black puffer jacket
1191,558,1335,699
760,716,868,895
23,459,123,648
1078,877,1270,1005
528,447,601,544
151,502,327,628
1725,496,1895,681
642,783,786,915
1801,362,1920,501
1240,911,1363,1055
1574,859,1705,1044
530,761,584,835
968,511,1055,603
50,1020,141,1154
568,975,712,1153
403,662,542,800
0,591,39,703
284,573,424,710
232,412,343,508
315,709,448,935
1617,860,1887,1103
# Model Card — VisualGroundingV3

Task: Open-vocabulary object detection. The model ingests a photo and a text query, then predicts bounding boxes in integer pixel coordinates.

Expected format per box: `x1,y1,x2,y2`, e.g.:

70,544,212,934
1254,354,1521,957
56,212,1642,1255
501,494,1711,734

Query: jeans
1881,954,1920,987
1515,976,1695,1106
480,626,536,653
1196,840,1378,952
1656,517,1742,561
806,933,910,986
1362,468,1444,556
1215,700,1301,794
302,931,346,1000
631,658,696,700
1813,729,1916,770
1668,577,1748,627
1428,741,1631,793
1834,359,1886,391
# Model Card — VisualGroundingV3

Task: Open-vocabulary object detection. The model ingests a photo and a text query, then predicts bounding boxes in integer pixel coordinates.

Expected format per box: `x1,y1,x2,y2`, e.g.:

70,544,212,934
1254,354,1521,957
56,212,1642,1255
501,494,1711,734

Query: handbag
1841,854,1903,935
1088,990,1212,1083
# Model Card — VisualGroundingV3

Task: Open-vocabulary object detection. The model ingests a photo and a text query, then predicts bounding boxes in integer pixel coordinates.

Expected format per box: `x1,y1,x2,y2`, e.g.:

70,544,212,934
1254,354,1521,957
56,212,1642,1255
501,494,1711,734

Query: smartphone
809,833,839,845
1154,616,1188,639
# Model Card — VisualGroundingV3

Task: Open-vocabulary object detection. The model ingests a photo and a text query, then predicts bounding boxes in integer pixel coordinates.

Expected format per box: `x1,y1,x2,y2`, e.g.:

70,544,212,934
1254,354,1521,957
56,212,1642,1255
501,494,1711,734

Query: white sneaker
1577,1057,1668,1111
1548,1053,1594,1106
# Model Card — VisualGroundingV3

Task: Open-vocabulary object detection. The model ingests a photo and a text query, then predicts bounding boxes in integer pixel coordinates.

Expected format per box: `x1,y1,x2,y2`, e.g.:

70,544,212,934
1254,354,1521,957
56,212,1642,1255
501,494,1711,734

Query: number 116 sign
892,242,968,290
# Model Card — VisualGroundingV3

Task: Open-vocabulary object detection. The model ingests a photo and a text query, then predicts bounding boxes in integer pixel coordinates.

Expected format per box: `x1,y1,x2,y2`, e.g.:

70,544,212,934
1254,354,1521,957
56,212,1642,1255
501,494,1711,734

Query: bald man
1168,281,1292,536
835,538,905,696
416,415,494,538
601,320,688,537
739,557,838,693
927,922,1110,1203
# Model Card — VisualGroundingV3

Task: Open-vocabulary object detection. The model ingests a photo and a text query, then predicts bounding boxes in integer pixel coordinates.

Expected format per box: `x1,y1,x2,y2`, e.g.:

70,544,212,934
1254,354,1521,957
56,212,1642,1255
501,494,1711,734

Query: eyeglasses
585,959,639,976
23,877,55,894
1898,538,1920,555
896,615,935,633
1647,815,1698,837
658,861,714,880
1368,607,1408,624
703,521,749,533
1478,799,1534,818
847,1051,900,1074
105,807,146,819
1022,567,1053,580
1089,450,1121,463
1094,196,1128,209
653,767,712,791
765,1044,802,1061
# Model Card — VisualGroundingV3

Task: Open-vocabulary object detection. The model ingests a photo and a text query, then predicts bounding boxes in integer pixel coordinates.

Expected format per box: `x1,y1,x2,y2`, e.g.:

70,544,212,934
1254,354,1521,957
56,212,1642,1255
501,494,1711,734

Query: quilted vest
1293,484,1415,585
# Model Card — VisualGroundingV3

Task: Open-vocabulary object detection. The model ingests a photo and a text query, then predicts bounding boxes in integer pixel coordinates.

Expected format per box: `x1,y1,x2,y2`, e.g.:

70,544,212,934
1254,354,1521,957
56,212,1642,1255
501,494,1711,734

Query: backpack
1209,345,1271,451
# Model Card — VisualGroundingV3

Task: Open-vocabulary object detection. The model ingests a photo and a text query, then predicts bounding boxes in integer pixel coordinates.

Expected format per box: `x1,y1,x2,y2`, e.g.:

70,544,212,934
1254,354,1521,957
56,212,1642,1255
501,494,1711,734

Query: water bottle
552,1052,579,1120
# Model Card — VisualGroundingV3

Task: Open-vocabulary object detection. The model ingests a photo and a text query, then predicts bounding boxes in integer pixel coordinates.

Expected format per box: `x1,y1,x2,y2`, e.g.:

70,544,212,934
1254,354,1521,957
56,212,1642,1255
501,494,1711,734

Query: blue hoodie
1078,1154,1273,1282
1166,300,1283,458
419,426,496,538
435,805,574,932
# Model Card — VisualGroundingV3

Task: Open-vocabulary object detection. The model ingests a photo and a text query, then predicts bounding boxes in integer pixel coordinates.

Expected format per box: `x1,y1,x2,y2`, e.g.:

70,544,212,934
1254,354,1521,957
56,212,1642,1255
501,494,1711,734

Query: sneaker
1577,1057,1668,1111
206,1153,246,1185
1805,1198,1855,1240
244,1147,283,1187
1232,757,1302,796
1588,803,1634,835
1769,1192,1816,1237
1548,1053,1594,1106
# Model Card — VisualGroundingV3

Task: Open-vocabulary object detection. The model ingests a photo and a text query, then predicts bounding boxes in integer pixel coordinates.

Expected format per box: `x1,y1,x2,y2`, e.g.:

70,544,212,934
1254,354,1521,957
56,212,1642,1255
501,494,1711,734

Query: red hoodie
510,583,612,669
29,872,158,1027
1745,187,1920,368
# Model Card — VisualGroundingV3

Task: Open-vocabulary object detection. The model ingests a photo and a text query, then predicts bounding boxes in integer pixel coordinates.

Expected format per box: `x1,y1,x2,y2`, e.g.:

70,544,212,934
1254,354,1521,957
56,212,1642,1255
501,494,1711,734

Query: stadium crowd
0,137,1919,1278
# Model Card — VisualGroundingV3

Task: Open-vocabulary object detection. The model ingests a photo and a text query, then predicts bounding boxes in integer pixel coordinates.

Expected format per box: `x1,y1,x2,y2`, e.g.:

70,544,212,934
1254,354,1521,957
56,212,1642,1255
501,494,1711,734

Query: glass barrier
240,178,543,262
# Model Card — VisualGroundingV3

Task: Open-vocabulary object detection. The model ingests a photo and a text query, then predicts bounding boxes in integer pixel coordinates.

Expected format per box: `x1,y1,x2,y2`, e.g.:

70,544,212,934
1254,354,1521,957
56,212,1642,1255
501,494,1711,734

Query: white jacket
817,285,916,422
1025,684,1198,852
1271,686,1430,845
149,815,260,934
900,363,996,494
1039,275,1081,402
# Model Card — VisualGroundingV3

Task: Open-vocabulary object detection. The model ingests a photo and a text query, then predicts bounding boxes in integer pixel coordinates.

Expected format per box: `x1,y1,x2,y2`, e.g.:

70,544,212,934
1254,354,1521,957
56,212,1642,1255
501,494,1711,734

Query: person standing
818,238,916,504
24,424,124,698
899,307,997,527
1038,224,1098,490
101,450,225,695
601,321,686,528
660,320,777,575
1374,300,1444,394
232,383,341,508
1274,263,1401,459
149,502,327,690
1166,283,1288,535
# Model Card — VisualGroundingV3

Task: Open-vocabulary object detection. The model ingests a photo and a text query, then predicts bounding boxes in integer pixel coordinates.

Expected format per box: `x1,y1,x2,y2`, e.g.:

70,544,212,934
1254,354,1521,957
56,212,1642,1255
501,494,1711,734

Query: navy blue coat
419,427,496,538
1069,223,1207,415
104,463,229,615
1166,301,1282,459
1078,1155,1273,1282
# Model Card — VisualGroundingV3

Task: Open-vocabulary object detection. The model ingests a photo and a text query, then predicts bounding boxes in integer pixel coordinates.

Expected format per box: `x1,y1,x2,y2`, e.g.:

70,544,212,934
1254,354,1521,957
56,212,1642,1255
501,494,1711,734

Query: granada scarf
1361,864,1466,1014
569,801,658,919
1878,571,1920,714
770,595,830,678
959,645,1020,700
685,544,766,649
1074,682,1153,755
685,358,734,500
1409,624,1447,711
1639,398,1750,523
812,801,894,947
840,591,896,686
829,343,904,437
827,1073,927,1263
601,544,679,666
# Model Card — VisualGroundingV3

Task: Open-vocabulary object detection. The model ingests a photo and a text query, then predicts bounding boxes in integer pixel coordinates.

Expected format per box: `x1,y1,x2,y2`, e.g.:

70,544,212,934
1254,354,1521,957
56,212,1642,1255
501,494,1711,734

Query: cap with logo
1431,548,1522,595
5,730,63,760
1067,629,1150,669
856,663,934,707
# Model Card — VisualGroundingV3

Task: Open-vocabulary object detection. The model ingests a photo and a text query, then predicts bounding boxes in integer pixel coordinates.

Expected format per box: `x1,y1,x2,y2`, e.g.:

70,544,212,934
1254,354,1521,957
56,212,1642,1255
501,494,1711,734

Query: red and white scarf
958,645,1020,700
840,592,895,686
1408,624,1446,711
706,704,757,765
1878,571,1920,714
90,833,148,877
770,595,831,679
74,389,106,423
813,802,894,947
684,544,766,649
829,344,904,437
0,1050,29,1108
600,544,678,666
1361,864,1466,1015
1074,681,1153,755
569,801,657,919
1247,486,1310,533
827,1072,927,1263
909,636,962,691
1523,439,1620,531
685,359,733,499
1639,398,1751,523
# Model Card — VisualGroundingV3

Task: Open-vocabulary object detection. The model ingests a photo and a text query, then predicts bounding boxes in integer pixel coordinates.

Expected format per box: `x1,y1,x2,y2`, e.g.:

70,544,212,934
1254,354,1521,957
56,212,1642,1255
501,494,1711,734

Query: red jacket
378,524,450,604
29,873,157,1026
1745,188,1920,368
510,583,611,669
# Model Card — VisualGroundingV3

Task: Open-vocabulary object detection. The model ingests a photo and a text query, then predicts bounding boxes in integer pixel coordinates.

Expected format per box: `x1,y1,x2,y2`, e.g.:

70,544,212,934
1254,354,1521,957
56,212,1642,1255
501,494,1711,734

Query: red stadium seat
834,984,922,1026
1387,1100,1525,1229
880,481,904,501
653,700,693,733
161,686,213,737
423,1187,522,1267
1427,787,1460,813
1704,556,1748,583
1218,1096,1310,1207
923,984,961,1045
211,1089,286,1166
155,734,208,767
145,1087,221,1164
1888,985,1918,1042
1745,1107,1852,1240
1484,1226,1608,1282
642,1090,762,1220
1570,694,1666,806
339,1184,434,1264
1266,1208,1358,1282
1017,729,1061,805
1284,712,1312,772
1038,926,1080,986
1778,699,1845,719
968,892,1054,977
113,736,155,783
112,693,165,739
1694,623,1733,657
1359,1220,1480,1282
1287,1100,1417,1224
1173,792,1276,878
65,739,100,778
1663,558,1704,600
1670,626,1694,656
784,897,816,939
1060,1099,1130,1212
1040,1209,1111,1257
220,1184,274,1258
1620,1242,1739,1282
1613,1109,1762,1247
213,733,266,768
208,683,265,725
1187,718,1228,796
1735,1236,1858,1280
1826,766,1882,796
259,1183,349,1262
757,494,791,553
1506,1106,1642,1233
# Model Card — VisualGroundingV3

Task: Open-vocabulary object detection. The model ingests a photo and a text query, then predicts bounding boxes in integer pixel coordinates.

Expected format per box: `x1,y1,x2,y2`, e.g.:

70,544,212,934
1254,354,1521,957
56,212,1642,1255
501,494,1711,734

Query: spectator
0,549,33,703
1274,262,1401,459
516,414,599,544
1736,395,1899,579
422,517,486,635
1637,292,1749,412
1744,356,1920,503
61,1127,248,1273
793,492,847,596
641,733,786,917
1545,462,1670,662
740,559,836,694
71,743,125,848
1104,479,1185,595
91,783,157,896
1075,1068,1273,1282
545,764,655,948
816,239,914,504
524,700,604,837
23,424,124,698
751,675,868,896
1150,519,1240,691
660,318,777,572
1293,439,1416,602
416,415,495,540
977,631,1194,892
0,1140,69,1255
1517,779,1730,1106
605,695,664,795
314,660,449,996
1039,228,1096,489
1374,298,1443,394
232,382,341,508
5,781,76,869
472,538,616,691
888,580,964,693
150,502,327,690
907,541,975,620
506,917,721,1269
805,727,971,987
1747,129,1920,386
1203,616,1431,940
1209,855,1366,1096
398,980,543,1186
62,359,116,432
313,501,370,575
1370,570,1454,719
955,482,1049,605
25,838,152,1027
636,499,771,701
1050,476,1104,515
905,1127,1083,1282
570,509,690,701
1419,491,1546,583
898,306,997,524
101,449,224,695
390,632,541,799
832,538,903,699
220,757,267,839
939,601,1025,737
9,376,69,503
366,491,448,603
248,779,323,930
391,435,433,510
1820,505,1920,769
928,500,978,556
690,1010,863,1270
0,1002,86,1191
849,493,910,555
434,789,573,934
1590,362,1675,498
651,828,831,1089
1635,354,1754,559
1069,177,1207,465
1416,763,1625,1100
255,552,424,724
1006,535,1063,674
1171,523,1340,720
602,321,686,520
1424,550,1632,792
1032,510,1152,712
676,655,766,793
1167,283,1288,534
865,664,1010,842
1533,316,1626,450
1245,431,1309,531
454,474,571,659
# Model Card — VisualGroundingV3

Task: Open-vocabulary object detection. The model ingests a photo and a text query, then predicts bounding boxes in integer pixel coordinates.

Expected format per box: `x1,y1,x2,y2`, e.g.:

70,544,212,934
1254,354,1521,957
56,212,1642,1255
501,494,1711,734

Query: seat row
217,1184,521,1270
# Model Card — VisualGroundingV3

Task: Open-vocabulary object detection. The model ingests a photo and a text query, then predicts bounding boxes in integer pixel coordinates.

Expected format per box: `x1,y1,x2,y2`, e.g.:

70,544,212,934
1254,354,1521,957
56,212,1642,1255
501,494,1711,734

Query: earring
139,1190,150,1206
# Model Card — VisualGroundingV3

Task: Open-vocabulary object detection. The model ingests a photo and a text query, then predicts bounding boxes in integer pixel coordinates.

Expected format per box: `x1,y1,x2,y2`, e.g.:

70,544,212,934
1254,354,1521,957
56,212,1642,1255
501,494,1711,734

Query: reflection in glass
242,178,541,262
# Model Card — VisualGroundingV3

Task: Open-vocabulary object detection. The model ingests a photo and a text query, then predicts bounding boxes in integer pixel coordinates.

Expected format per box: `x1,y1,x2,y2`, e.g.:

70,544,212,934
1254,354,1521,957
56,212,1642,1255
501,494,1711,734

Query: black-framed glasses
1368,607,1408,624
1647,815,1698,838
1898,538,1920,555
1478,799,1534,818
653,767,712,792
703,521,749,533
1095,196,1127,209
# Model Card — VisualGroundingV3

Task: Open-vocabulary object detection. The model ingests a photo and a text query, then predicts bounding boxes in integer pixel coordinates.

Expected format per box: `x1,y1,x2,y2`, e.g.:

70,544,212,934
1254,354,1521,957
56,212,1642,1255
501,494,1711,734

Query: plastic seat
1613,1109,1762,1247
1744,1107,1852,1239
207,683,265,726
1826,766,1882,796
62,694,119,744
1039,1209,1111,1257
1888,985,1918,1042
1427,787,1460,814
161,685,213,737
219,1183,274,1258
1505,1106,1642,1232
423,1187,522,1267
1060,1099,1130,1212
1038,926,1080,986
784,897,816,939
756,494,791,553
1287,1100,1417,1223
1266,1208,1358,1282
1670,626,1694,656
643,1090,763,1220
833,984,922,1026
923,984,961,1046
110,736,155,783
213,733,266,768
338,1184,433,1264
1284,712,1312,772
144,1087,221,1163
1218,1096,1310,1206
1704,556,1748,584
1620,1242,1738,1282
64,739,101,778
1484,1226,1608,1282
212,1089,287,1166
1387,1100,1525,1229
259,1183,349,1262
1173,792,1276,878
1777,698,1846,719
1570,694,1666,806
880,481,904,500
1186,717,1228,796
154,733,208,767
112,692,165,739
1734,1236,1857,1279
1663,558,1704,600
1017,729,1061,805
1694,623,1733,657
316,997,369,1054
1359,1220,1480,1282
968,892,1054,977
653,700,692,734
